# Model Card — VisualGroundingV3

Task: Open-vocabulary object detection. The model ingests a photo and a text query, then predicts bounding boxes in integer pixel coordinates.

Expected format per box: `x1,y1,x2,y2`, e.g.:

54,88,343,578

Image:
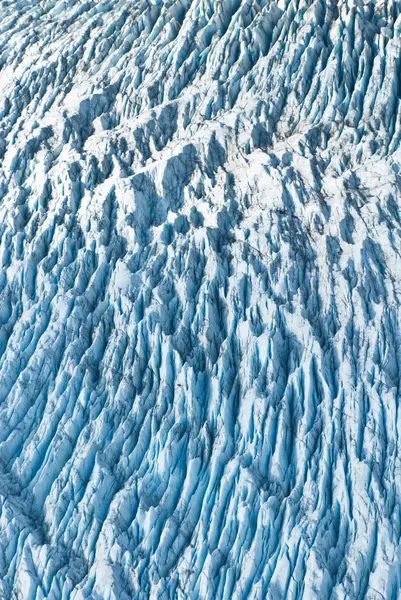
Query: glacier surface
1,0,401,598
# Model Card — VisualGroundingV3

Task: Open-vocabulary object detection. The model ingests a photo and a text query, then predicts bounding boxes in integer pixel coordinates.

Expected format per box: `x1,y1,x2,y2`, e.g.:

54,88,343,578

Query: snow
1,0,401,598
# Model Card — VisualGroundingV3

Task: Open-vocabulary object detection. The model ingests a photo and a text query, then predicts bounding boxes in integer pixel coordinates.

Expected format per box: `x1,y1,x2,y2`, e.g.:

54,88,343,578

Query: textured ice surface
1,0,401,598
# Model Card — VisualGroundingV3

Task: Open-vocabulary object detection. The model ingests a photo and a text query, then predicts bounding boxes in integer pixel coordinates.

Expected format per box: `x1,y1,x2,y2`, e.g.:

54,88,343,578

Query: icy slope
1,0,401,598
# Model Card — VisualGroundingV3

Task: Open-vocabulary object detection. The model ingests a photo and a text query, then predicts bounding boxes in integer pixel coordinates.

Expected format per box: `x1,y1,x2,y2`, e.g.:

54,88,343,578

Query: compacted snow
1,0,401,598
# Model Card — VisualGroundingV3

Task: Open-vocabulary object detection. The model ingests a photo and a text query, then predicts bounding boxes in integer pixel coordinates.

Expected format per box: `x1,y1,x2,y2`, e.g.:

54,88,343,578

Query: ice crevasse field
0,0,401,598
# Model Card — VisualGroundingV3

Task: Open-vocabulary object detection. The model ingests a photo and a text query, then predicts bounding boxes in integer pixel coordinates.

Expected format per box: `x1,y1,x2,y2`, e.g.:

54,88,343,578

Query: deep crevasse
1,1,401,598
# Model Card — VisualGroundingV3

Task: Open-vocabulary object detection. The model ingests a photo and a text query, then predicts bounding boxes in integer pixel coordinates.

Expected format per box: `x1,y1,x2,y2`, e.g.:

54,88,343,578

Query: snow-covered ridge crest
0,1,401,599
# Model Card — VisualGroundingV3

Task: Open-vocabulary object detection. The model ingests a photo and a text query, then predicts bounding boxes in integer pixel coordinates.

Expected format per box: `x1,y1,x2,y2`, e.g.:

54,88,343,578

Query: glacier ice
1,0,401,598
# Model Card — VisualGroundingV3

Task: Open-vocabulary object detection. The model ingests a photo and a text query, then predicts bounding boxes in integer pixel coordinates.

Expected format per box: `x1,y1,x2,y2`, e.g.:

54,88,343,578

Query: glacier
1,0,401,598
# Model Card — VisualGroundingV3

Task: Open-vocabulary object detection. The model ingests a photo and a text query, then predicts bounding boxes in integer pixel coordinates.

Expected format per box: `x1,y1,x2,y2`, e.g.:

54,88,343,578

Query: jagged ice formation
1,0,401,598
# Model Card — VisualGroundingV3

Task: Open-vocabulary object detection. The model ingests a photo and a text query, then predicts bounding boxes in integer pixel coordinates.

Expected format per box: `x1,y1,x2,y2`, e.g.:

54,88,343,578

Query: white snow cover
1,0,401,598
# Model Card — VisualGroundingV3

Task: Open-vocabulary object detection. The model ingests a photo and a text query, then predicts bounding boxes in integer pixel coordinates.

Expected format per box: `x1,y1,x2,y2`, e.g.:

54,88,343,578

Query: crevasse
1,1,401,598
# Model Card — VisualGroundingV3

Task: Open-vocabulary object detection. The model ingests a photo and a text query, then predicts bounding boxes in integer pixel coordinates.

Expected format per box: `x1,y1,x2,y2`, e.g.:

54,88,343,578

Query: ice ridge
1,1,401,599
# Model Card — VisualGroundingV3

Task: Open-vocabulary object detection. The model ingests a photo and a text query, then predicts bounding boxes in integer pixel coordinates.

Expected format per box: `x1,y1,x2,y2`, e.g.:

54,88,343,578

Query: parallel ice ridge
1,0,401,598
